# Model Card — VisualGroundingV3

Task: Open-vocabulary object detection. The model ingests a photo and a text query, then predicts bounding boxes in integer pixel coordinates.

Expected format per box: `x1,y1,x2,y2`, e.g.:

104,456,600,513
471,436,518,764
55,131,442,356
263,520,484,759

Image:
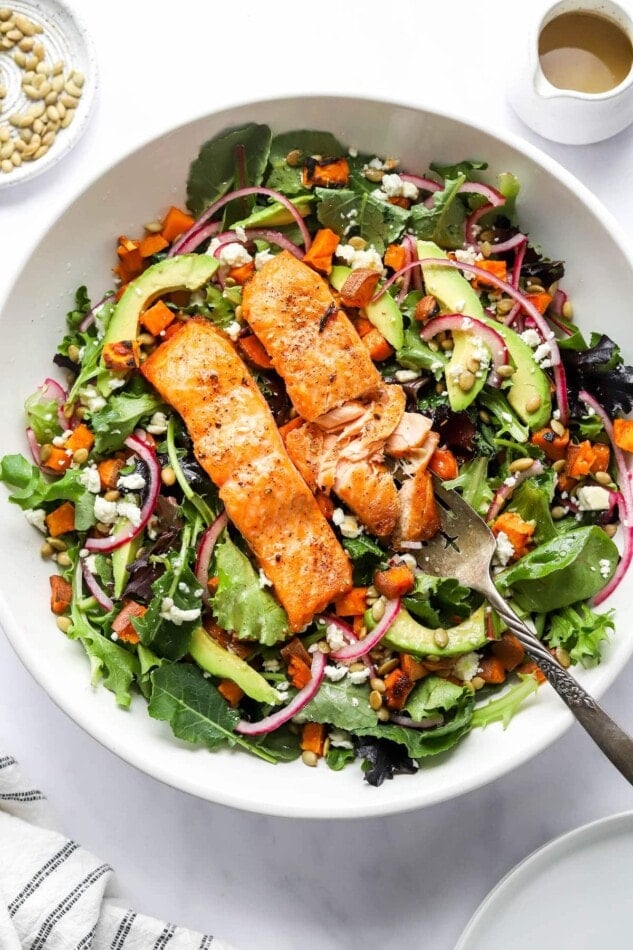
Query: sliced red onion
486,232,527,256
169,220,222,256
318,614,376,676
81,557,114,612
397,239,413,303
244,228,303,259
26,427,41,466
511,240,527,290
85,433,160,553
465,204,494,245
388,713,444,730
579,390,633,605
549,288,568,317
485,459,544,523
400,173,442,194
420,313,508,380
458,181,505,206
195,511,228,601
331,598,400,662
235,650,326,736
170,186,312,257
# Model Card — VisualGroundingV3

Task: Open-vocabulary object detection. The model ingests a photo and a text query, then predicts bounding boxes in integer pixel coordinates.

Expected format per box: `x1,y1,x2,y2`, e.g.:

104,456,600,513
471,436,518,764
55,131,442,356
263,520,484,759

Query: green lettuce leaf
265,129,344,195
409,176,467,250
186,123,272,217
213,534,289,645
0,454,91,510
497,526,619,612
315,187,408,254
79,631,140,708
406,675,472,717
134,565,203,661
506,470,558,544
471,673,540,729
396,323,447,375
341,534,386,585
24,390,62,444
149,663,240,750
403,575,476,627
302,679,378,731
546,603,615,667
91,388,164,454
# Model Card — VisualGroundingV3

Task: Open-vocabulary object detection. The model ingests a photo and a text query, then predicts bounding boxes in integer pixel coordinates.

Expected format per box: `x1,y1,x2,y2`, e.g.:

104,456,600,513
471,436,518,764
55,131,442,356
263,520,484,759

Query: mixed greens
2,123,632,787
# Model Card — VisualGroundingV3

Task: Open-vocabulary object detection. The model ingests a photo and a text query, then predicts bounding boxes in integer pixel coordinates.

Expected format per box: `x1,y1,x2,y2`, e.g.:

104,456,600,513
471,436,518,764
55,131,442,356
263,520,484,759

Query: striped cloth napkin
0,753,236,949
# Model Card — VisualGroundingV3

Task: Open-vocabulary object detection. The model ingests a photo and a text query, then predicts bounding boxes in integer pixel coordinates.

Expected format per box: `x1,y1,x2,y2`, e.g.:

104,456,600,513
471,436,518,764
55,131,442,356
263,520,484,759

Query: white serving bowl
1,95,632,818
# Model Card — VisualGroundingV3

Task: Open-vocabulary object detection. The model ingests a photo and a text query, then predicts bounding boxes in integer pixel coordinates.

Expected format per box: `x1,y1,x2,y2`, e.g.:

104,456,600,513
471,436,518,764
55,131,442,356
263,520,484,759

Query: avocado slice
382,605,488,657
104,254,219,347
232,194,314,229
111,522,142,600
417,241,552,429
189,626,282,705
330,265,404,349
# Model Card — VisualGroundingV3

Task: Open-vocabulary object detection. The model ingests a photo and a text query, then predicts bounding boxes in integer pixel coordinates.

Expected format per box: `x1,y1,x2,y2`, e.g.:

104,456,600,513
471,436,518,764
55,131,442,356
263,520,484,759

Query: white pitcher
508,0,633,144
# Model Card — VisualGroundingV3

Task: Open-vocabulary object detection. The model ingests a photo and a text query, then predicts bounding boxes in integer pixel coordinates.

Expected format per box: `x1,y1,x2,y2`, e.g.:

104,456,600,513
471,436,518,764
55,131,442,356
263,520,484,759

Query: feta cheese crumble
576,485,611,511
118,472,146,491
147,411,169,435
159,597,201,625
493,531,515,567
335,243,384,274
24,508,47,533
217,242,252,268
78,465,102,494
453,652,481,682
324,664,348,682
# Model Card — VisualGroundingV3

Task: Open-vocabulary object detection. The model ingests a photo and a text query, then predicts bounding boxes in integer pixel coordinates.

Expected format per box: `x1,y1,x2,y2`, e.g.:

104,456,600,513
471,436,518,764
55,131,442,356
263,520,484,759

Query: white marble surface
1,1,633,947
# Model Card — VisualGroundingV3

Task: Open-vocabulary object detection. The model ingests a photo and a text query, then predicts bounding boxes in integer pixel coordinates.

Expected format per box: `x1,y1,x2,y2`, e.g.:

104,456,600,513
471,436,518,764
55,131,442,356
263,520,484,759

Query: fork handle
484,584,633,786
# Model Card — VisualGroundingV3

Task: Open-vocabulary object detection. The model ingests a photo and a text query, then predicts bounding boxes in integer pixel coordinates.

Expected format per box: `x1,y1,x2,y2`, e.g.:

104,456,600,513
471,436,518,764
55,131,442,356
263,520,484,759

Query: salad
2,123,633,787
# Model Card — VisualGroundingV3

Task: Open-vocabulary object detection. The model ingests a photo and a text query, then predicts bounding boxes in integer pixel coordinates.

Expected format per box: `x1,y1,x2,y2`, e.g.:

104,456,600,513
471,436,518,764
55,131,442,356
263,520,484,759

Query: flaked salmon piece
333,460,400,539
399,431,441,476
140,319,352,632
285,422,399,538
337,384,406,462
385,412,433,458
392,466,441,549
241,250,382,421
315,402,367,431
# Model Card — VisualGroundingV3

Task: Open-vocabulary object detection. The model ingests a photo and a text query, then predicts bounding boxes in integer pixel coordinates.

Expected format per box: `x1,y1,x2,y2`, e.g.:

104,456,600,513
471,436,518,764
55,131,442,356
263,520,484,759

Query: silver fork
413,476,633,785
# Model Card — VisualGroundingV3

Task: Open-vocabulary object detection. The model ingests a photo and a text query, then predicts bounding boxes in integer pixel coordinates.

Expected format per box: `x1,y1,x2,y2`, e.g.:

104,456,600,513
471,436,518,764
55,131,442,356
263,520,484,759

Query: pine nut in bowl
0,0,97,188
1,95,633,818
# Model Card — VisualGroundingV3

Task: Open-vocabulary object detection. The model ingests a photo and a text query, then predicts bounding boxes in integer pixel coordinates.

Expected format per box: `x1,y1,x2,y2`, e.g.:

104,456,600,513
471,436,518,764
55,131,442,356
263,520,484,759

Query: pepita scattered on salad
3,123,633,786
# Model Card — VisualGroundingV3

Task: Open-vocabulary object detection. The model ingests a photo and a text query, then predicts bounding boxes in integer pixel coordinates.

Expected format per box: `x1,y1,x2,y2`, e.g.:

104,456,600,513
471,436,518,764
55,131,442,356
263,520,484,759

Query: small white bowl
1,95,633,818
0,0,97,188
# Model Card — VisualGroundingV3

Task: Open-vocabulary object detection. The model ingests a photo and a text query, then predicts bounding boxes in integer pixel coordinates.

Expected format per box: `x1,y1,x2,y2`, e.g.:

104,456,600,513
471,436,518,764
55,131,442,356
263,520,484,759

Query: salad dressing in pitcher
538,11,633,93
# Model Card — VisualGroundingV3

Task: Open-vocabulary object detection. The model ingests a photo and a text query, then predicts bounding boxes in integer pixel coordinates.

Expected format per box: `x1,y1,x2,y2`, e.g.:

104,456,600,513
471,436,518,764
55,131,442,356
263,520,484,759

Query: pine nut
371,598,385,622
0,126,8,142
13,48,26,67
369,677,386,693
70,70,84,88
65,80,81,98
602,523,617,538
56,615,72,633
509,457,535,473
562,300,574,320
301,750,318,767
40,542,54,558
29,101,45,117
526,395,542,414
496,298,514,316
18,35,33,51
35,61,50,75
0,9,12,21
39,80,51,98
433,628,449,648
377,657,399,676
458,370,476,392
60,108,75,128
0,140,13,159
13,138,26,152
51,60,64,76
60,92,78,108
471,676,486,690
1,158,12,172
41,130,55,146
593,470,612,486
161,466,176,486
550,505,567,520
365,167,383,183
32,40,44,59
369,690,383,710
32,118,43,134
32,143,48,159
56,552,72,567
5,28,20,42
552,458,566,472
73,447,89,464
39,444,52,462
496,364,516,378
555,647,571,668
14,13,38,36
285,148,302,166
10,149,20,165
377,707,390,721
550,419,565,437
48,538,67,552
349,236,367,251
104,490,121,502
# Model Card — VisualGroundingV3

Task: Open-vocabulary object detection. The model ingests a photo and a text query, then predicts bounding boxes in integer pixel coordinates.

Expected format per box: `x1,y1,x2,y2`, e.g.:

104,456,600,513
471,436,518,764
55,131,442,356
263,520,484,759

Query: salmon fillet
241,251,382,421
285,422,400,538
140,319,352,632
